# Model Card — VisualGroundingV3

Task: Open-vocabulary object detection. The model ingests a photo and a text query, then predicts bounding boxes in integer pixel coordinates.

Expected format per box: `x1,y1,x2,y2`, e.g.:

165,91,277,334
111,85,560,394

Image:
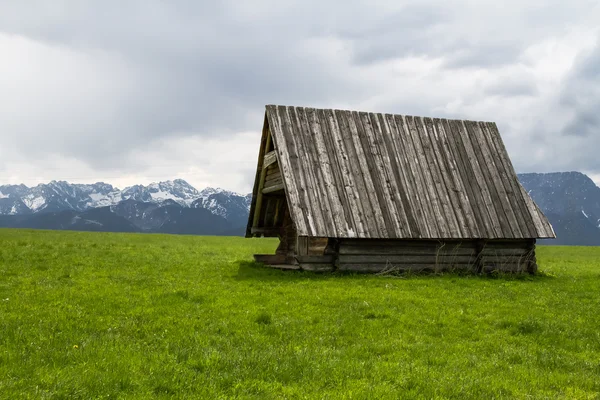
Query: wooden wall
336,239,537,273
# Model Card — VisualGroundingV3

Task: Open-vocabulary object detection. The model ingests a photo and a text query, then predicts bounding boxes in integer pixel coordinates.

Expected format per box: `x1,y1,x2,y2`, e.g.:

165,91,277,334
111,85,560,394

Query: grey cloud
0,0,599,188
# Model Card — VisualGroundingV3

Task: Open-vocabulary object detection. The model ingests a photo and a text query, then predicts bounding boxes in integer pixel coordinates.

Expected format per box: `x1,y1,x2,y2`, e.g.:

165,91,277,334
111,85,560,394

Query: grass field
1,229,599,399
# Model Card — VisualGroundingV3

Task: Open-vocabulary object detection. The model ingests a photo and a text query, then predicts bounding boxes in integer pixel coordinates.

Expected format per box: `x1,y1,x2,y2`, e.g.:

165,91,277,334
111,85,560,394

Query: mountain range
1,173,600,245
0,180,251,236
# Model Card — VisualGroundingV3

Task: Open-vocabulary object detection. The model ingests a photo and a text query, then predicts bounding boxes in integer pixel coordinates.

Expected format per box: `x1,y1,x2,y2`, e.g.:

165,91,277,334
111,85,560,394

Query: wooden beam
262,183,285,194
263,150,277,169
252,130,273,228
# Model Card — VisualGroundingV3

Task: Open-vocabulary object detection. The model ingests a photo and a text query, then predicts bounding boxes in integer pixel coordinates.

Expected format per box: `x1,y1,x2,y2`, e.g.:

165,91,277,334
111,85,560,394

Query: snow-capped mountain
0,179,249,215
0,179,252,235
518,172,600,245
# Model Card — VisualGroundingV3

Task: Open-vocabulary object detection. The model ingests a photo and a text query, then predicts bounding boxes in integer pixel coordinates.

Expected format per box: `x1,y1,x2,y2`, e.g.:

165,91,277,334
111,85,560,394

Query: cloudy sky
1,0,599,192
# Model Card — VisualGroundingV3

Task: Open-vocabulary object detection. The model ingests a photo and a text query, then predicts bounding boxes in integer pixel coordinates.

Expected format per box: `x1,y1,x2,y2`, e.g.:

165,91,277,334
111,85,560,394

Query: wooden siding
337,239,537,273
262,105,555,240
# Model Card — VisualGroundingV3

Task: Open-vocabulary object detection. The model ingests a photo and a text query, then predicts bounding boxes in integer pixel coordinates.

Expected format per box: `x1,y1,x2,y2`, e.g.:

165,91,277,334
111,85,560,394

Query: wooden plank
308,108,349,236
421,117,461,237
267,106,308,235
282,106,318,235
334,110,370,237
262,183,285,194
296,236,309,256
405,116,443,237
247,114,270,237
478,122,524,238
391,115,431,237
356,111,398,238
444,119,487,238
303,108,337,236
263,150,277,169
339,246,476,256
349,111,389,237
296,255,336,264
435,119,478,238
273,198,282,227
485,122,542,237
320,109,355,236
326,109,364,237
337,254,476,264
338,263,476,273
379,113,421,237
251,127,272,229
427,119,468,237
369,113,411,237
468,121,515,237
456,120,502,237
264,175,283,188
345,111,385,238
294,107,329,237
300,263,335,272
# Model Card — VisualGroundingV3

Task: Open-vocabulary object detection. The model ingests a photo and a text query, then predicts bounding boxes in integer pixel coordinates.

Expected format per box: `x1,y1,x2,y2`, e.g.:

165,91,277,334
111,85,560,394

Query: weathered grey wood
296,255,336,264
334,110,370,237
296,236,309,256
458,120,502,237
421,117,461,237
262,183,285,194
406,116,444,237
304,108,337,236
248,105,555,241
369,112,411,237
428,119,468,237
346,111,385,237
283,106,318,235
338,254,476,264
309,108,348,236
477,122,523,238
338,263,476,273
268,106,308,235
338,246,477,256
263,150,277,170
392,115,431,237
252,128,272,229
467,121,513,237
483,122,535,238
299,263,335,272
295,107,328,236
359,112,402,238
381,114,421,237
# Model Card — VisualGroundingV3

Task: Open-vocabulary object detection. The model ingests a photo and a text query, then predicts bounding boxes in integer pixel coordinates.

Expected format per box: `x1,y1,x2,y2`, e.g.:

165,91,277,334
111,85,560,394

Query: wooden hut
246,105,555,273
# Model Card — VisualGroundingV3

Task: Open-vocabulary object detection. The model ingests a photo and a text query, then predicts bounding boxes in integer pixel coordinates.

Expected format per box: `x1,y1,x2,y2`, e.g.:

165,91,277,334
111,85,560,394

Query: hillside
1,229,599,398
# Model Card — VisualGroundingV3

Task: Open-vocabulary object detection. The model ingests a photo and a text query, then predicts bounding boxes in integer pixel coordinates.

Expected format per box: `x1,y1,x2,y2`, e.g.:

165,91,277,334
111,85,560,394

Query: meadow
0,228,599,399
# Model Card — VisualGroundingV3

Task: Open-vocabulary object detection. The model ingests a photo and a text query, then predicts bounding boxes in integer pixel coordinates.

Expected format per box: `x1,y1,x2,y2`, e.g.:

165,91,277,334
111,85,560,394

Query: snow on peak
582,209,589,219
0,191,8,199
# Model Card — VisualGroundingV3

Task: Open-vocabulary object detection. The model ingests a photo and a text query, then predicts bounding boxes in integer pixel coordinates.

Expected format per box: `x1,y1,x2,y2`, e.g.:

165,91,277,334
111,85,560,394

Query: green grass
1,229,599,399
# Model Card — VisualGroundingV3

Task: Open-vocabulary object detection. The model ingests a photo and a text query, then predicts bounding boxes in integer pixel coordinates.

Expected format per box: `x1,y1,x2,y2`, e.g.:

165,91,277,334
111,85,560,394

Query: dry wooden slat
333,110,370,237
292,107,328,236
422,117,461,237
345,111,385,237
337,254,476,264
349,111,388,237
262,183,285,194
457,120,503,238
380,114,421,237
263,150,277,169
265,106,307,235
468,121,514,237
249,105,554,241
405,116,442,238
369,113,411,237
337,263,476,272
390,115,431,237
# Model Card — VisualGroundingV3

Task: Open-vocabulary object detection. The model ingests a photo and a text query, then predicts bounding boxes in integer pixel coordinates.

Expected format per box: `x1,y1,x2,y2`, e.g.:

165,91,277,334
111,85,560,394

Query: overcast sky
1,0,599,192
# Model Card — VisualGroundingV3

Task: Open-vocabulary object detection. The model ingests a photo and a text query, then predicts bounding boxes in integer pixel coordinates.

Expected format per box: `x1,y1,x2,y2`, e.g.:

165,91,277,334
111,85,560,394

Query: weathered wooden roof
259,105,555,239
